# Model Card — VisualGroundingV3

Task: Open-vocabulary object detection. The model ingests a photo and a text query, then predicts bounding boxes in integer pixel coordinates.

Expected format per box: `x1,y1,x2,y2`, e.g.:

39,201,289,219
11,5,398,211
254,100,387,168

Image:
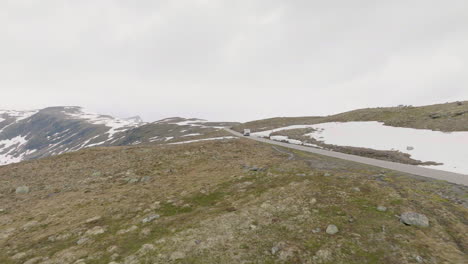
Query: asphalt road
224,128,468,186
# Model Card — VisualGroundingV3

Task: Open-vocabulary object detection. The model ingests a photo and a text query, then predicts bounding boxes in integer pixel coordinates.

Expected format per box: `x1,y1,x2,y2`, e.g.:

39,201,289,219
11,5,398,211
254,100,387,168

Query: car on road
243,129,251,136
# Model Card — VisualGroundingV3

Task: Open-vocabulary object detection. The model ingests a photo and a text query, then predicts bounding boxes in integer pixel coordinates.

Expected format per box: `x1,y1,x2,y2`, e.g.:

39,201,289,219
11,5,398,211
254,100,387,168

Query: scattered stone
296,173,306,177
117,225,138,235
110,253,119,261
137,244,156,255
107,245,119,253
400,212,429,227
91,171,101,177
324,173,331,177
170,251,186,261
142,214,160,224
150,201,161,210
309,198,317,205
85,216,102,224
140,227,151,237
15,186,30,194
415,255,424,263
314,249,332,262
0,208,5,213
271,245,281,255
74,259,86,264
126,178,139,184
312,228,321,233
76,237,90,245
377,206,387,212
85,226,106,236
0,227,15,239
326,225,339,235
140,176,151,183
352,187,361,192
22,221,39,230
429,113,442,119
456,101,463,106
11,252,27,260
23,257,43,264
123,255,139,264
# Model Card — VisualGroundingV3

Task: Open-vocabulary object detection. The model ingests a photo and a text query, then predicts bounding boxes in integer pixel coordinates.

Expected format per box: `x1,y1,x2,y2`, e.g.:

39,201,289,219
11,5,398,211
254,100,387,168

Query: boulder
400,212,429,227
15,186,30,194
170,252,186,261
377,206,387,212
142,214,160,224
85,226,106,236
326,225,339,235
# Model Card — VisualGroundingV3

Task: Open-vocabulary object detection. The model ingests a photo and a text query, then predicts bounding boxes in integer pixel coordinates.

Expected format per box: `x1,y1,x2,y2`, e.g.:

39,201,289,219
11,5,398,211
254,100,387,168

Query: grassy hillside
234,101,468,132
0,139,467,263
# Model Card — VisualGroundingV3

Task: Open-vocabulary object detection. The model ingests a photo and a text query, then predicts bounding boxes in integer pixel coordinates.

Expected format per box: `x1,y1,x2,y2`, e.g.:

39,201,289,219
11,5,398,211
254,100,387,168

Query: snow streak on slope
63,107,144,139
0,135,36,165
168,136,238,145
252,122,468,174
0,110,39,121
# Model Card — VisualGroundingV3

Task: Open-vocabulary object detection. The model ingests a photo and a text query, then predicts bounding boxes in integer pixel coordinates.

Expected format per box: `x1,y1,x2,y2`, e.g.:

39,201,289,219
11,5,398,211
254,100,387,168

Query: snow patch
181,133,202,137
63,107,143,139
252,121,468,174
168,136,238,145
304,122,468,174
0,109,39,122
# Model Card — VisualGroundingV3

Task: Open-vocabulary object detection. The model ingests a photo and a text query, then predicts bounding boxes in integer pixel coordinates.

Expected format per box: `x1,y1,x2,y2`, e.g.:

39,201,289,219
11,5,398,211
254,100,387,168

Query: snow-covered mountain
0,107,237,166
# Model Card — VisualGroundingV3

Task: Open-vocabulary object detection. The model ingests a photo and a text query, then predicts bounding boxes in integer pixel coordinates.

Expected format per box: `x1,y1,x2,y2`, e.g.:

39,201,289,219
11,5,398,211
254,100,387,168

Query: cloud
1,0,467,121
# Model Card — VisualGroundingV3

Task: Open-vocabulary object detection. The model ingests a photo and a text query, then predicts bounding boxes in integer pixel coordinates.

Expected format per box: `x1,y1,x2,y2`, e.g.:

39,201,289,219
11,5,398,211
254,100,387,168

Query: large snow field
252,122,468,174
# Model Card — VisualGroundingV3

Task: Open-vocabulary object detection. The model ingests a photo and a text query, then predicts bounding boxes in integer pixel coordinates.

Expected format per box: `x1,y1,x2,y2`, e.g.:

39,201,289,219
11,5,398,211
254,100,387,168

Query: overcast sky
1,0,467,122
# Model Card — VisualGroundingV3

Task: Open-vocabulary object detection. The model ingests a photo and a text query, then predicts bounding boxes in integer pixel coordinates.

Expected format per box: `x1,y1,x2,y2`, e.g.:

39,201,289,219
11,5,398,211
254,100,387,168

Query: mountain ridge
0,107,236,166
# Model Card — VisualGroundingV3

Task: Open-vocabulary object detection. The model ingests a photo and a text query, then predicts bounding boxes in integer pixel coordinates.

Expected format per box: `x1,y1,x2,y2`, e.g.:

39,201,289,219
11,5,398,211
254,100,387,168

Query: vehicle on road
243,129,251,136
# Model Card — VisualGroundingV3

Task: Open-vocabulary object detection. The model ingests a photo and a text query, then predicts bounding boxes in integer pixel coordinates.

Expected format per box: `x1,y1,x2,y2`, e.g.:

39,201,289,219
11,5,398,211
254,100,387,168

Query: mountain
0,107,238,166
0,136,466,263
233,101,468,133
232,101,468,174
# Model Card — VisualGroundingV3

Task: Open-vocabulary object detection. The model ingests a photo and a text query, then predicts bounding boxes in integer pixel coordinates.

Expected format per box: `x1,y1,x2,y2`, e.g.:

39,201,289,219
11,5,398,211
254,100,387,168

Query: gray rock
296,173,306,177
142,214,160,224
126,178,139,184
85,216,102,224
140,176,151,183
377,206,387,212
11,252,27,260
323,173,331,177
352,187,361,192
0,208,5,213
23,257,43,264
15,186,30,194
137,244,156,255
326,225,339,235
400,212,429,227
415,255,424,263
170,252,186,261
76,237,90,245
85,226,106,236
429,113,442,119
406,146,414,151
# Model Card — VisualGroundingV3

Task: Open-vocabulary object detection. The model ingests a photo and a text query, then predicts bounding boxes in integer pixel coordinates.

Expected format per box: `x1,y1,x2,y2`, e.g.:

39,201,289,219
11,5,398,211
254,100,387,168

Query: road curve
224,128,468,186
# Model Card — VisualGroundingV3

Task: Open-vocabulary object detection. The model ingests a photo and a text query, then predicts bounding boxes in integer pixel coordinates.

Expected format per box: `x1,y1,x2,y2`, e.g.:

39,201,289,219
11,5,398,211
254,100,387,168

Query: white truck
243,129,251,136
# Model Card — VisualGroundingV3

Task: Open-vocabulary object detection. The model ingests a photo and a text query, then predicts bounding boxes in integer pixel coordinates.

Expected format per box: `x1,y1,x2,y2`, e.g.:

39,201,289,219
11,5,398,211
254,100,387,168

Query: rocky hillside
0,107,237,166
233,101,468,133
0,138,467,263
